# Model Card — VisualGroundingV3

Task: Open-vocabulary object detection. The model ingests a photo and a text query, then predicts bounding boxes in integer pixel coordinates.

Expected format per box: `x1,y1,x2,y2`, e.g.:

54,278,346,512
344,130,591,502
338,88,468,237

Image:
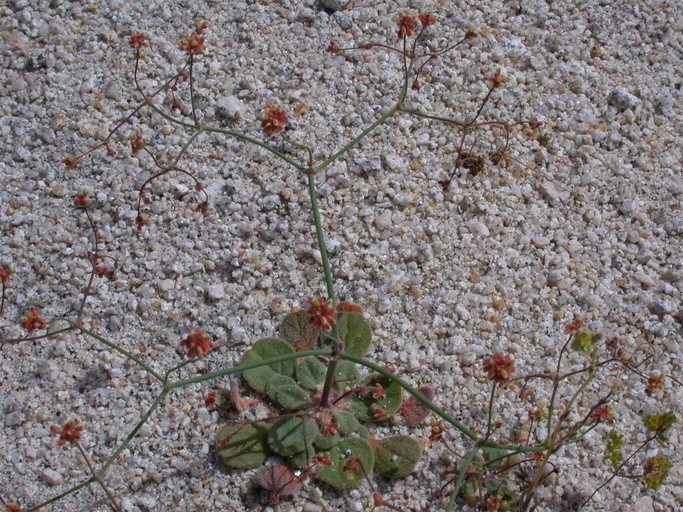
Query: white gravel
1,1,682,511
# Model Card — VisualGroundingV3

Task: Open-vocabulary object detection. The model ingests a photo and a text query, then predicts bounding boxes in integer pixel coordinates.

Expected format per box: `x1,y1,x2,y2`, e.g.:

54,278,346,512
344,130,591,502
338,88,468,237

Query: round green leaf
297,357,327,389
266,374,298,400
317,437,374,488
268,416,319,456
336,312,372,357
275,384,311,410
371,435,422,478
333,360,360,394
216,423,269,469
242,338,297,392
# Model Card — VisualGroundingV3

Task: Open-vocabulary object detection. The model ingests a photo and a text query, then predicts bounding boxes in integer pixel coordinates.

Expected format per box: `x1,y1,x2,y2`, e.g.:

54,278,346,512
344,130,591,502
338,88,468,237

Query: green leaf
297,357,327,389
268,416,319,456
345,374,403,422
604,430,624,469
643,411,677,444
316,437,374,488
333,360,360,393
333,410,361,435
571,327,594,353
266,374,298,400
242,338,297,392
642,456,673,490
370,435,422,478
274,384,311,410
314,429,341,450
278,310,320,351
336,312,372,357
216,423,270,469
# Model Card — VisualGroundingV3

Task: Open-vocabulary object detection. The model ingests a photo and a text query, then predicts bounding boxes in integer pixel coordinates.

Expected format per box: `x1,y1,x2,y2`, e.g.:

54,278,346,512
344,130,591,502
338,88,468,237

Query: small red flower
326,41,340,53
180,328,213,358
261,104,288,133
564,319,586,334
205,391,217,408
179,32,206,54
61,155,77,170
50,418,83,447
129,32,148,49
429,418,446,442
305,297,336,331
3,504,26,512
418,13,437,27
73,191,90,208
466,26,478,39
369,383,386,400
482,352,515,385
488,69,509,88
0,267,14,285
20,306,46,333
129,129,148,155
393,12,416,39
646,373,665,396
314,452,333,466
319,421,339,437
343,453,363,474
194,19,209,34
487,496,502,512
371,404,389,420
593,404,615,424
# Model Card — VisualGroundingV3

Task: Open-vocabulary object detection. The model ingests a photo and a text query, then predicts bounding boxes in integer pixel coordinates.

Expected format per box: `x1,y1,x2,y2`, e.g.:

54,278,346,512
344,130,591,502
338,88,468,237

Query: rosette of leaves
216,307,424,493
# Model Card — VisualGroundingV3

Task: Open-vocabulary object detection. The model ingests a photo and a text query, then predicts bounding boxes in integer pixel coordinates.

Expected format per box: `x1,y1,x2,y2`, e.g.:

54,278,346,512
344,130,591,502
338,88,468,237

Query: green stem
169,349,332,389
485,382,497,437
99,389,168,474
26,478,94,511
445,445,481,512
76,325,164,383
204,126,303,169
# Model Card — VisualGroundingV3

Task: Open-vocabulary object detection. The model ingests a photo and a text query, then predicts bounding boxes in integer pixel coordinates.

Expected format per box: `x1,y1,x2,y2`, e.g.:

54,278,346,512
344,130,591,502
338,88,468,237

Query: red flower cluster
179,32,206,54
418,13,437,27
429,418,446,442
73,191,91,208
326,41,340,53
393,13,416,39
61,155,77,170
646,373,665,396
129,129,148,155
319,421,339,437
593,404,615,424
482,352,515,384
20,306,46,333
3,504,26,512
0,267,14,285
305,297,336,330
314,452,333,466
129,32,148,49
261,104,288,133
50,418,83,447
180,328,213,358
488,69,509,88
564,318,586,334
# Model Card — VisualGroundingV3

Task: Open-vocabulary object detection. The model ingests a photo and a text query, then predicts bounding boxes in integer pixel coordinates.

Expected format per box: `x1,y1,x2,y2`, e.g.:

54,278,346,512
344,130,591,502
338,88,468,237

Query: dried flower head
179,32,206,54
564,318,586,334
0,267,14,285
429,418,446,442
482,352,515,384
129,32,148,49
194,19,209,34
50,418,83,447
419,13,437,27
62,155,77,170
393,12,416,39
261,104,288,133
593,404,615,424
314,452,333,466
3,504,26,512
20,306,46,333
180,328,213,358
129,129,148,155
73,191,91,208
488,69,509,88
646,372,666,396
305,297,336,330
